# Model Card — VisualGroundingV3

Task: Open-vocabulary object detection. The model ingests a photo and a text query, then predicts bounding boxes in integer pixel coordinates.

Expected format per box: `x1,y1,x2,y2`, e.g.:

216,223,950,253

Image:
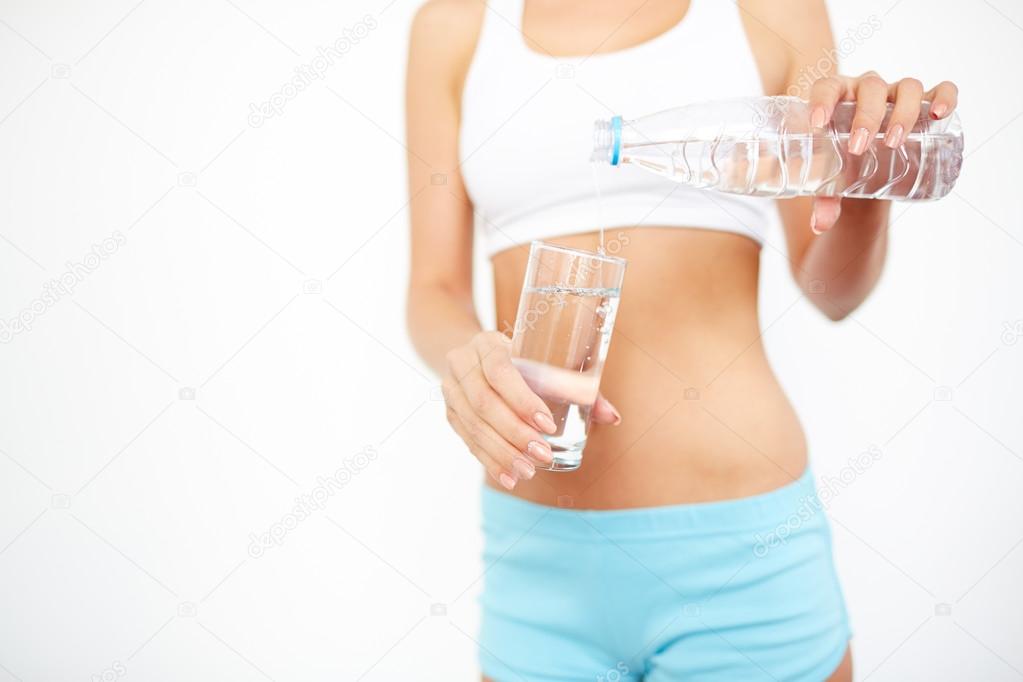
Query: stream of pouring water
590,163,606,255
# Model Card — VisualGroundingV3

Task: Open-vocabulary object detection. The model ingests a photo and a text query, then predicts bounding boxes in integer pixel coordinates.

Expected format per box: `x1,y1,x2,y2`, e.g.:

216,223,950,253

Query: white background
1,0,1021,680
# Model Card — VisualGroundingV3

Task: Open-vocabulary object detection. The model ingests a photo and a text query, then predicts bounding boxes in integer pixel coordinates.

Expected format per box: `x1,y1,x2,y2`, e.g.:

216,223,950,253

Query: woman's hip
478,468,850,681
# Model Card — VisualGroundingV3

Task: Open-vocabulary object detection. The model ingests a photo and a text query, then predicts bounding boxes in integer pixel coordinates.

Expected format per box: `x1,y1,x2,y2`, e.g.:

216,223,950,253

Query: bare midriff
488,227,807,509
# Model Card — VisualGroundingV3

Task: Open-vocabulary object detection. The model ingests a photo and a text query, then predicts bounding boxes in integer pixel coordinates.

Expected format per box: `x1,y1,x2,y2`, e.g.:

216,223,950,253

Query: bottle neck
591,116,623,166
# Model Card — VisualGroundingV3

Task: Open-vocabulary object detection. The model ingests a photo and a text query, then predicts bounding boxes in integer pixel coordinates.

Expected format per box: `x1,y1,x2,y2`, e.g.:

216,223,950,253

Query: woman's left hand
807,72,959,234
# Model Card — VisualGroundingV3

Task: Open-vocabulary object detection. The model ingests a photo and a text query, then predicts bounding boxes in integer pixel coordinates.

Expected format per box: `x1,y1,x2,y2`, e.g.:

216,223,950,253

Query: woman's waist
491,227,803,508
495,363,808,509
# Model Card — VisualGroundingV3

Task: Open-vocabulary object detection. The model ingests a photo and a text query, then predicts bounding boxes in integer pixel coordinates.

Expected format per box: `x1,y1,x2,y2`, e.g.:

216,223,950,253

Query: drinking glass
510,241,627,471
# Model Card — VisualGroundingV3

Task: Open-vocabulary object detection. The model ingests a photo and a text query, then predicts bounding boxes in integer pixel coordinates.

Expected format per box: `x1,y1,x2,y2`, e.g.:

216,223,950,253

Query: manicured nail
810,106,827,129
498,472,517,490
527,440,554,464
848,127,870,155
512,457,535,480
931,103,947,119
534,411,557,434
810,213,822,235
884,123,904,149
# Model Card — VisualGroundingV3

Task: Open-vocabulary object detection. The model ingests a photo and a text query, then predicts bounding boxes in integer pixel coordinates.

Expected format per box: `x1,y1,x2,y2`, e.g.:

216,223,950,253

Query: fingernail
810,106,827,129
884,123,904,148
498,472,517,490
527,440,554,464
534,411,557,434
610,405,622,426
931,103,947,119
810,213,822,235
849,127,870,155
512,457,535,480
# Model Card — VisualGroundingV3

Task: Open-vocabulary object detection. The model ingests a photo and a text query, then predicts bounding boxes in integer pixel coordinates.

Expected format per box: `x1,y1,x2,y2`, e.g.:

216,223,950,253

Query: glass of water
510,241,627,471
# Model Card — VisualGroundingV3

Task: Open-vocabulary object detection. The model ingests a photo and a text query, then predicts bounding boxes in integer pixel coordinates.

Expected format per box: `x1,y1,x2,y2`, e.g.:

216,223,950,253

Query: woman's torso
458,0,806,508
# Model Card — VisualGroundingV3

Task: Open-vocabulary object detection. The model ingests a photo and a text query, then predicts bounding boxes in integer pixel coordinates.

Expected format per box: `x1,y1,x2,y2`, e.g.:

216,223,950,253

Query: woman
405,0,957,679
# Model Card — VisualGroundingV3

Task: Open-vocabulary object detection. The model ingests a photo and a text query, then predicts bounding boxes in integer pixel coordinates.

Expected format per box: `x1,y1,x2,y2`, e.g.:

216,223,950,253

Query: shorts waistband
481,468,820,541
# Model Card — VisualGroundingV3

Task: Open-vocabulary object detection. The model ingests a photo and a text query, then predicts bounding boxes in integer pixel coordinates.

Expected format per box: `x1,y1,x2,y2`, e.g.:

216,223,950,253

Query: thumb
591,394,622,425
811,197,842,235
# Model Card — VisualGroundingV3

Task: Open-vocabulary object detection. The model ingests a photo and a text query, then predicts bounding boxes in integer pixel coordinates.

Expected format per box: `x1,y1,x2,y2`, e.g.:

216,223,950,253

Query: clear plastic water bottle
592,96,963,200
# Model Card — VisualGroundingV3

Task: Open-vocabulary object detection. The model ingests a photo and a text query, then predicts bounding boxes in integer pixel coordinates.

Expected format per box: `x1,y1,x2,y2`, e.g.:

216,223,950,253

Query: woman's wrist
800,198,890,319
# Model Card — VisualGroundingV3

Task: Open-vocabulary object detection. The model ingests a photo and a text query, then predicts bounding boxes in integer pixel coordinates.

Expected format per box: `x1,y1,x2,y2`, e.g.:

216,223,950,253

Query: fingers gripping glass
510,242,627,471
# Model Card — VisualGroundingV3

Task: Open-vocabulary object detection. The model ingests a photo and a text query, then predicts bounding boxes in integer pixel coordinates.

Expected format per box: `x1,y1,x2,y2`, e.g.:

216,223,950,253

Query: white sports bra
459,0,776,257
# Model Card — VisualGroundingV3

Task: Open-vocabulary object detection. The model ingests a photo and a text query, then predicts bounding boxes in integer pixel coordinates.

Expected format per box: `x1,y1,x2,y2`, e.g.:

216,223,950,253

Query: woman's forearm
792,70,958,321
407,284,484,375
800,198,890,320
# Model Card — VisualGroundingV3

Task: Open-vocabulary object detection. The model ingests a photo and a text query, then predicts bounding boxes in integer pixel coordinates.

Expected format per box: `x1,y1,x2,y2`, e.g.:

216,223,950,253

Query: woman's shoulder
413,0,485,27
409,0,486,66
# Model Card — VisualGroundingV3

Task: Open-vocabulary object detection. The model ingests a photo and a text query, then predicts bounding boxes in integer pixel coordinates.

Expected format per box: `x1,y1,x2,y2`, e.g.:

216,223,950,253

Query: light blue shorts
479,469,850,681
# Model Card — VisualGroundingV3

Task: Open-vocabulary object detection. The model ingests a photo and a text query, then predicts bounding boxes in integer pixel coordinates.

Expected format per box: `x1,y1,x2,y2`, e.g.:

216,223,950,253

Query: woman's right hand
442,331,558,490
441,331,623,490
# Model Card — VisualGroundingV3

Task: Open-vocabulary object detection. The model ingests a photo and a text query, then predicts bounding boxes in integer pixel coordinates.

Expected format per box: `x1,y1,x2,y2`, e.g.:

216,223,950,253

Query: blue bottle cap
610,116,622,166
